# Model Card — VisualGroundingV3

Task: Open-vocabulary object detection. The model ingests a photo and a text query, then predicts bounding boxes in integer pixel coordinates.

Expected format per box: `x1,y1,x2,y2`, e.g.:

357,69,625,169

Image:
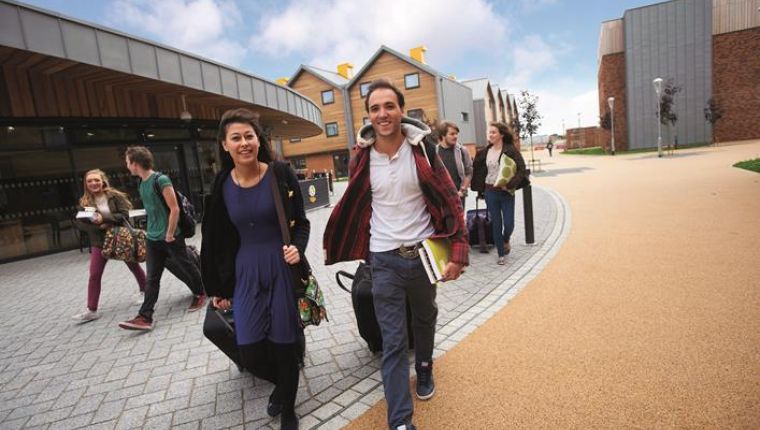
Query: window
407,109,424,121
404,73,420,89
325,122,339,137
362,117,370,125
360,82,371,97
461,112,469,122
321,90,334,105
289,137,302,143
291,157,307,169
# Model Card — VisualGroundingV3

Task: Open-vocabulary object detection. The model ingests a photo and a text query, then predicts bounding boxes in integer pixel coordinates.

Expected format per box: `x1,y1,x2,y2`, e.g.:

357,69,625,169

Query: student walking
201,108,308,430
471,122,528,265
119,146,206,331
435,120,473,212
72,169,146,321
324,79,469,430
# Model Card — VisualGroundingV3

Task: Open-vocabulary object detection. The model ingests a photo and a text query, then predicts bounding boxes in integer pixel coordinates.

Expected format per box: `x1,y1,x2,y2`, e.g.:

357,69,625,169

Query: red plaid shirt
323,133,469,266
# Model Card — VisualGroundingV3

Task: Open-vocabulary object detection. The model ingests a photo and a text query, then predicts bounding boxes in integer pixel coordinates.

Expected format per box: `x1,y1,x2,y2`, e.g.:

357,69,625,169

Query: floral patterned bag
102,222,147,263
297,274,328,327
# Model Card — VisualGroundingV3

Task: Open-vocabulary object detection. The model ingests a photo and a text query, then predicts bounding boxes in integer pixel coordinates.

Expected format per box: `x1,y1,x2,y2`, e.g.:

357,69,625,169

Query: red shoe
118,315,153,331
188,294,207,312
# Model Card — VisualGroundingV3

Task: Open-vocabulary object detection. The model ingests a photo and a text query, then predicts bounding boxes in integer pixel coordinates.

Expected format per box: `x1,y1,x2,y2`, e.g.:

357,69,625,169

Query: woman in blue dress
201,108,309,430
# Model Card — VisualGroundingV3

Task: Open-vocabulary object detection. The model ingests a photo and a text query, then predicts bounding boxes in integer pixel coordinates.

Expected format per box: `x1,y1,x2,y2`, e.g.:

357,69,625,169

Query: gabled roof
461,78,493,100
492,84,504,105
289,64,348,89
347,45,457,88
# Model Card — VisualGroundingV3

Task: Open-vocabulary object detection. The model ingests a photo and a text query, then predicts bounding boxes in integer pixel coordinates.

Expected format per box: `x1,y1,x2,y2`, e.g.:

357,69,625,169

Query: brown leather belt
395,242,422,260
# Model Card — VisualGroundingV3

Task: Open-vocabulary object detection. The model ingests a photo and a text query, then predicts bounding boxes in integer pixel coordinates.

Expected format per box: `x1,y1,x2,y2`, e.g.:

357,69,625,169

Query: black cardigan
200,161,310,299
470,144,528,193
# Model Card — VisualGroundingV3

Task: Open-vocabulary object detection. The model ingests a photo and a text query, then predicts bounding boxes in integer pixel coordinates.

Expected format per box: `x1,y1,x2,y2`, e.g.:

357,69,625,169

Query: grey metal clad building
624,0,713,149
436,75,477,145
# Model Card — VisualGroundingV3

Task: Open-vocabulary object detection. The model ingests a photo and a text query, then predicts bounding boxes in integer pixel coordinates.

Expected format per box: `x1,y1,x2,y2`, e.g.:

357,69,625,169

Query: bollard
522,183,535,244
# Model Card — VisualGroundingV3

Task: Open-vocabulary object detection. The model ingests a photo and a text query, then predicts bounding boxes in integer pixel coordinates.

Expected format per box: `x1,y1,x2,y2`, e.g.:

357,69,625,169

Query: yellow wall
349,52,439,134
286,72,349,157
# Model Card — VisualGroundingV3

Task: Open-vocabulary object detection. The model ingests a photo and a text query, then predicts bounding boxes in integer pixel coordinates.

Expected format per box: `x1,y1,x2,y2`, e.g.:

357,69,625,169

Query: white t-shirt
485,146,502,186
369,141,435,252
95,195,112,219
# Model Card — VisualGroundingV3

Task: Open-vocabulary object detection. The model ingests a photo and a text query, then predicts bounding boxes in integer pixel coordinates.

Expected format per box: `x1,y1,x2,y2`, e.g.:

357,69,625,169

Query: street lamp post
607,96,615,155
653,77,663,158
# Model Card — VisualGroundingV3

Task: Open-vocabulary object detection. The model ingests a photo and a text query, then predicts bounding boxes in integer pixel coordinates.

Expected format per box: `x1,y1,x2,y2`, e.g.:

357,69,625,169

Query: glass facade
0,120,221,262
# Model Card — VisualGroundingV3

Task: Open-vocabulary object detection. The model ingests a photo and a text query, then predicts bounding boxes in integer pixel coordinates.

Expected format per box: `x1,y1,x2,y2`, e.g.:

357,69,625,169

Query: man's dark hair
364,79,405,112
125,146,154,170
217,108,273,169
490,121,514,146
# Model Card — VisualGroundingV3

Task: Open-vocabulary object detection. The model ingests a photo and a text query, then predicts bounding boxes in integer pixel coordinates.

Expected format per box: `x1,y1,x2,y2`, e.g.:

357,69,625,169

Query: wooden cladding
286,72,349,157
598,19,625,59
713,0,760,34
0,46,318,137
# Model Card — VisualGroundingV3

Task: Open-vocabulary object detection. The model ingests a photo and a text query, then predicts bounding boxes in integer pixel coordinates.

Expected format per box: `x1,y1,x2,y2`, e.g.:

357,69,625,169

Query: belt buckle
397,244,419,259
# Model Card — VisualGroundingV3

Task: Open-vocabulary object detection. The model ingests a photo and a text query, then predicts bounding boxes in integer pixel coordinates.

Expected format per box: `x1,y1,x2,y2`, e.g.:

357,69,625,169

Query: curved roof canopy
0,0,322,138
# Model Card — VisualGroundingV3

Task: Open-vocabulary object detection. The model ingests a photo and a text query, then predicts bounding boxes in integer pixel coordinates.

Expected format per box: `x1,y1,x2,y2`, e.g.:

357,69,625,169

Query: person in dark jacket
201,108,309,430
72,169,146,321
471,122,528,265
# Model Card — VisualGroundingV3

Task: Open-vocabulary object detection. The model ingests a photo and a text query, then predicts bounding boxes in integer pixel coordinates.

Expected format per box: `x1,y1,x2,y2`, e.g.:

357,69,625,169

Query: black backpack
152,173,197,238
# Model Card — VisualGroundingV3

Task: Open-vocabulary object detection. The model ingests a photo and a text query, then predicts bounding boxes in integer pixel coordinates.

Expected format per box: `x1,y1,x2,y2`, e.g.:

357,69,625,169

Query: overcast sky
22,0,656,135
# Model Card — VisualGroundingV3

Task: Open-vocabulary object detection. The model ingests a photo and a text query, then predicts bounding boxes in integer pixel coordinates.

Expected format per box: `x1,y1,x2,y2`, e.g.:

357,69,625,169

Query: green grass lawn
733,158,760,173
561,146,606,155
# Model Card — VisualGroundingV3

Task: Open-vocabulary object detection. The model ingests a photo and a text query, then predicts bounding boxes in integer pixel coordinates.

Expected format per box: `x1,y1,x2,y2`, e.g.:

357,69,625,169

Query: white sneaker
72,309,101,321
132,292,145,306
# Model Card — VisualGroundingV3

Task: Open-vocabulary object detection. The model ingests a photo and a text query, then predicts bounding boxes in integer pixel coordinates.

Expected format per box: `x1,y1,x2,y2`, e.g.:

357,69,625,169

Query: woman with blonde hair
72,169,146,321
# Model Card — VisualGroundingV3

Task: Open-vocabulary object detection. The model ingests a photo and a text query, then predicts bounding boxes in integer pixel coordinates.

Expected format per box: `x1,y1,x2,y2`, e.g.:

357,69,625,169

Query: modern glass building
0,0,323,262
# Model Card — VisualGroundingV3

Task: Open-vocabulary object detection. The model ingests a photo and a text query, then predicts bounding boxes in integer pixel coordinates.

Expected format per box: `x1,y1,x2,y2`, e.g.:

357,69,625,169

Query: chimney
276,77,289,86
409,45,427,64
337,62,354,79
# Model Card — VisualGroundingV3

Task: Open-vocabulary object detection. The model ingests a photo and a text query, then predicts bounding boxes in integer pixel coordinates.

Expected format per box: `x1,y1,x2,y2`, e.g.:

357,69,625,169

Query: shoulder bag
102,220,147,263
269,166,328,327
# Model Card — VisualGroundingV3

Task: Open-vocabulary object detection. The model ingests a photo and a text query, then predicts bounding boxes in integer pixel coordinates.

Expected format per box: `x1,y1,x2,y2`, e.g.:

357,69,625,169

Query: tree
599,111,611,130
658,78,681,127
704,97,724,144
518,90,542,163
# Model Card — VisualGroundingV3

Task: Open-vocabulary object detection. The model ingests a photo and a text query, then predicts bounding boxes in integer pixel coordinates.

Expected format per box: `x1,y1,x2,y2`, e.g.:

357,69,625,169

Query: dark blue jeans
485,189,516,257
370,251,438,429
139,237,204,320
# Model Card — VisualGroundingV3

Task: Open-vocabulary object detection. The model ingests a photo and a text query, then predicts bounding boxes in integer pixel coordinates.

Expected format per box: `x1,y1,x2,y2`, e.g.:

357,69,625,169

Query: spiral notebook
418,238,451,284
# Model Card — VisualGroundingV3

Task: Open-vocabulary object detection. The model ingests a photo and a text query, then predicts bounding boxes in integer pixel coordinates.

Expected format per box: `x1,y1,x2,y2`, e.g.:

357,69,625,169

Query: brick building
597,0,760,152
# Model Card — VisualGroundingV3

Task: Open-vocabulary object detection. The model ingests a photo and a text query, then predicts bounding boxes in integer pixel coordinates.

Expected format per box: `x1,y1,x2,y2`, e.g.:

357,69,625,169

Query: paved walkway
345,140,760,429
0,173,566,429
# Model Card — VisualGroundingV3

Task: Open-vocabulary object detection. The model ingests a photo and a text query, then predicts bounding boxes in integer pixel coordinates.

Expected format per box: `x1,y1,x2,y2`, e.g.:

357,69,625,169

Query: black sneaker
415,361,435,400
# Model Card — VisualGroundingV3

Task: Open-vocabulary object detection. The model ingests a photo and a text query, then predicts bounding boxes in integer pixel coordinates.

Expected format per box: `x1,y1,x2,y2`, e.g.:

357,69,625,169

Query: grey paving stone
48,412,94,430
148,395,190,417
26,405,74,427
6,399,54,420
200,410,244,430
172,402,215,426
114,405,148,430
141,413,172,430
92,399,127,424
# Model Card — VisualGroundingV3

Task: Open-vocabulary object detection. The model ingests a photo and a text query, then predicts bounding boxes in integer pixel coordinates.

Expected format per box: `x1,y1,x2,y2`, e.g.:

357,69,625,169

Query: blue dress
223,168,299,345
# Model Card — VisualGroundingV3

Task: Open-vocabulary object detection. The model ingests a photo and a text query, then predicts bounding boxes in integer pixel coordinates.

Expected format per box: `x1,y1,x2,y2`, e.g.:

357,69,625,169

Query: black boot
281,412,299,430
267,387,282,417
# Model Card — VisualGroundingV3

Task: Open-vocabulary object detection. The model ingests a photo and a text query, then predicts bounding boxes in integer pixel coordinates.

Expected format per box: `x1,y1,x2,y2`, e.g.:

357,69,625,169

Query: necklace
231,163,263,188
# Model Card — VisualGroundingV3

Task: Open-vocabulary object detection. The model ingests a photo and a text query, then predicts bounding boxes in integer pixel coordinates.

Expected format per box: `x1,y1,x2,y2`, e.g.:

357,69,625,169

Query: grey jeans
370,250,438,429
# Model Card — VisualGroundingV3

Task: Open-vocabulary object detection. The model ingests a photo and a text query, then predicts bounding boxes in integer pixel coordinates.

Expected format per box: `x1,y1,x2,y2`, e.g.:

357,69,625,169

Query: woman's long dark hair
490,121,514,147
217,108,273,170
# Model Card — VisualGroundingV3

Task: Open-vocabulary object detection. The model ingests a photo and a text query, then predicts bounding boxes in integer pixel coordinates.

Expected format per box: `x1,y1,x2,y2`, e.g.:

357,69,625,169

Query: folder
418,238,451,284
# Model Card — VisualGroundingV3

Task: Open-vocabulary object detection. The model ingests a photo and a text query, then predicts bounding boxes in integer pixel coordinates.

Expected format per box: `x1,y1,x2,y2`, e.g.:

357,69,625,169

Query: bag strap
269,164,291,246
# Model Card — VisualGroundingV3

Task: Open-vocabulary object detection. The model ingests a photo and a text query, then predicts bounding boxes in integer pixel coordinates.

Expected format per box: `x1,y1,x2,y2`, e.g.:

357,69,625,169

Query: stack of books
418,238,451,284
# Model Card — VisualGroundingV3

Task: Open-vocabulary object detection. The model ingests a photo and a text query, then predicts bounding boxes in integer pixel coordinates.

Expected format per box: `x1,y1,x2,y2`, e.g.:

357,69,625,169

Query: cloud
500,34,597,135
250,0,508,73
108,0,247,66
529,87,599,135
